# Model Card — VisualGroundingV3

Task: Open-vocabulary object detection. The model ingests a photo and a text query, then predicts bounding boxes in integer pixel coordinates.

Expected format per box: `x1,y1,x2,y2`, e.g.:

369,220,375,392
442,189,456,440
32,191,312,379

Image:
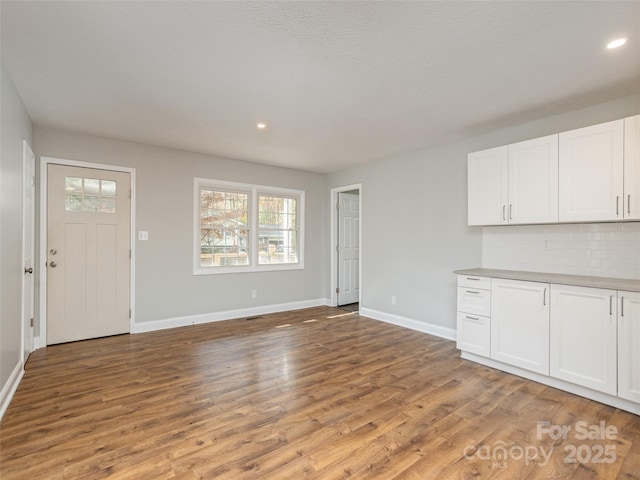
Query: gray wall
327,93,640,332
34,126,328,326
1,63,34,393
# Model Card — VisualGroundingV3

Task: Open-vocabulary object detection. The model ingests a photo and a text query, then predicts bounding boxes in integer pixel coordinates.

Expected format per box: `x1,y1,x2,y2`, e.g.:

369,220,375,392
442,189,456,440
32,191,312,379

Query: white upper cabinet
508,134,559,224
468,135,558,226
559,119,624,222
468,146,508,226
624,115,640,220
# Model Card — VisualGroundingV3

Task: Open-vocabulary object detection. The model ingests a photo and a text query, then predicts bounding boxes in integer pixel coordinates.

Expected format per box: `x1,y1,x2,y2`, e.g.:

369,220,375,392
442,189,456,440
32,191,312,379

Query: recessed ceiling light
257,122,267,130
607,37,628,49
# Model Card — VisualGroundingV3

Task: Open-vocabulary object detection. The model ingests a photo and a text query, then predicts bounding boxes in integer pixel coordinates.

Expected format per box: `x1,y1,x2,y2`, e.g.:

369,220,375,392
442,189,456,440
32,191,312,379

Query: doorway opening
330,184,362,308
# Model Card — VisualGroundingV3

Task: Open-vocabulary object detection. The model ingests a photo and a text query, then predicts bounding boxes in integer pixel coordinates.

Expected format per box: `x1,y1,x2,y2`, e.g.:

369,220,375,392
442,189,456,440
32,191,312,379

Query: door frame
330,183,362,307
37,157,136,349
21,140,35,361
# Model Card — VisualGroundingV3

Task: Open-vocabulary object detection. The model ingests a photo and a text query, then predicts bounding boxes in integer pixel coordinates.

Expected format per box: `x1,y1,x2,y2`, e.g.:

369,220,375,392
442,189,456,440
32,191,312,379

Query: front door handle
50,261,57,268
24,267,33,274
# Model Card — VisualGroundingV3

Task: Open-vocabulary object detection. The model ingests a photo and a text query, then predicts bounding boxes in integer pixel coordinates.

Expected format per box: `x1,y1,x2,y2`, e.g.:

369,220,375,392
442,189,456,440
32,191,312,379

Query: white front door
22,141,35,360
337,192,359,306
47,164,131,344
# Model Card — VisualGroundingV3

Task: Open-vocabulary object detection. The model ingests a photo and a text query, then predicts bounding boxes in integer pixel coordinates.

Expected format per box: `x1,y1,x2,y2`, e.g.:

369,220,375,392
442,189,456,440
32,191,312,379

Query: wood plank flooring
1,306,639,479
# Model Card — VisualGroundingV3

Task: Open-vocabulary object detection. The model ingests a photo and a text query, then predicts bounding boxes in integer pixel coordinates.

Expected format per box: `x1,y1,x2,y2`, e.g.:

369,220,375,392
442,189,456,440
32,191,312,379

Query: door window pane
65,194,82,211
84,178,100,195
101,180,116,197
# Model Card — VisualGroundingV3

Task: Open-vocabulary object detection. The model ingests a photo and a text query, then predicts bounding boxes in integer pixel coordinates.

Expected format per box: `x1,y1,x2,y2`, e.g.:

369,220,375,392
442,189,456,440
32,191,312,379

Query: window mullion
249,188,258,268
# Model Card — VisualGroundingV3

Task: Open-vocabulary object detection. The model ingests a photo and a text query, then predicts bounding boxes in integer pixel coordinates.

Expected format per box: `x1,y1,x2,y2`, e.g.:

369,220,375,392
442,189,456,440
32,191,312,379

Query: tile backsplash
482,223,640,280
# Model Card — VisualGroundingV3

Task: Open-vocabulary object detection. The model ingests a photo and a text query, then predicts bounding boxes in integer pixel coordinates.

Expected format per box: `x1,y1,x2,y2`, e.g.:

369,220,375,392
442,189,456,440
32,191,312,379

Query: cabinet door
468,146,508,226
624,115,640,220
618,291,640,402
491,279,549,374
508,134,559,224
559,119,624,222
457,312,490,357
550,285,617,395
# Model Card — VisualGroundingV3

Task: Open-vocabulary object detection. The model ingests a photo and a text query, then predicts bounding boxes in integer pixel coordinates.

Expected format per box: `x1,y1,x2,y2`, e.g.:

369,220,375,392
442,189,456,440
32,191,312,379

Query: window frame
193,178,305,275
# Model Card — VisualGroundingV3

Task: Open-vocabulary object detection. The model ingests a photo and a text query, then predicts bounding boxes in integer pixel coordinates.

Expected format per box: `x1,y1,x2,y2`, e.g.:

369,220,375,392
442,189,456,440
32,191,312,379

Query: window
258,194,298,265
194,178,304,274
65,176,117,213
199,190,249,267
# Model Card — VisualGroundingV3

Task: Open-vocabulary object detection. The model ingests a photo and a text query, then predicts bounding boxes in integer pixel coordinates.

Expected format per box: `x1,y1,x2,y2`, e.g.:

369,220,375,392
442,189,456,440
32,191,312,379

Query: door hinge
129,189,132,199
30,318,34,327
336,245,339,252
129,249,132,259
336,287,340,294
336,201,340,210
129,309,132,319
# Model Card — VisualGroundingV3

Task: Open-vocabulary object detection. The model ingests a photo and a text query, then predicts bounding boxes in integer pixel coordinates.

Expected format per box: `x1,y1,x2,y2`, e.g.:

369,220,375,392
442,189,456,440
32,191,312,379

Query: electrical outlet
138,231,149,241
391,295,396,306
251,290,257,299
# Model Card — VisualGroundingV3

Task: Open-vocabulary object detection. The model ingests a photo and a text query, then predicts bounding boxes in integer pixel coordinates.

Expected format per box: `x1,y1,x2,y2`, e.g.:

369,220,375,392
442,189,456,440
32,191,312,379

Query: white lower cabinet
618,291,640,402
491,279,549,375
550,284,617,396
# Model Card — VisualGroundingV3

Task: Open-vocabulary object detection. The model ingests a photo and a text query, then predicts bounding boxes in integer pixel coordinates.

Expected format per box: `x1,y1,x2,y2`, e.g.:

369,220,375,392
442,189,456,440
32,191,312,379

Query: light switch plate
139,231,149,241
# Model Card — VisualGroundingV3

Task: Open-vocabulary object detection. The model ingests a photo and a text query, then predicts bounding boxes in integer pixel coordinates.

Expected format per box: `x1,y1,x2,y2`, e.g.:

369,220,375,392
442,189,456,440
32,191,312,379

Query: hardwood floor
1,306,639,479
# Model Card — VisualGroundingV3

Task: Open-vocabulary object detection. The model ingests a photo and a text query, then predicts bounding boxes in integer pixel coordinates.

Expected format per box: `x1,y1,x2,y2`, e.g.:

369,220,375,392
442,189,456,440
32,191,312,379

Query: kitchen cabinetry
618,291,640,402
624,114,640,220
467,114,640,226
491,279,549,375
550,284,617,396
456,275,490,357
455,268,640,414
467,135,558,225
558,119,624,222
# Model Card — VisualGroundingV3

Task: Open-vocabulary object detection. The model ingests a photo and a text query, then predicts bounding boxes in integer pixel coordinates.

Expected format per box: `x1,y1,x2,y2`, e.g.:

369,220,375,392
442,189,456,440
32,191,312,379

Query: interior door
337,192,359,306
22,141,35,360
47,164,131,344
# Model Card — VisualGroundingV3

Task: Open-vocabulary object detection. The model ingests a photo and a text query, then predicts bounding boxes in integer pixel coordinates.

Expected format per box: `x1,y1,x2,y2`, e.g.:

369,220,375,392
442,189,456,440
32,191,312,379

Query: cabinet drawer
457,312,490,357
457,287,491,316
458,275,491,290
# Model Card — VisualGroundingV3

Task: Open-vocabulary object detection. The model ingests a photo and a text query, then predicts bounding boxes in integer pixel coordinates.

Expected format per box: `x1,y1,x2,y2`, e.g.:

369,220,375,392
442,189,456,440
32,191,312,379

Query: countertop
454,268,640,293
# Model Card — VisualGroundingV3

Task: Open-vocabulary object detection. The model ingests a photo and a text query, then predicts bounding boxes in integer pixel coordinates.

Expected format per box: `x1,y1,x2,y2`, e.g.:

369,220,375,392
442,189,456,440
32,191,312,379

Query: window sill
193,263,304,275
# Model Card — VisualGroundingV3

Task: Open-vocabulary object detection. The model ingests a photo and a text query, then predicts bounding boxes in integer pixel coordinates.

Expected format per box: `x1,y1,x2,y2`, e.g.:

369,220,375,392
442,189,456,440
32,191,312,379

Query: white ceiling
2,1,639,174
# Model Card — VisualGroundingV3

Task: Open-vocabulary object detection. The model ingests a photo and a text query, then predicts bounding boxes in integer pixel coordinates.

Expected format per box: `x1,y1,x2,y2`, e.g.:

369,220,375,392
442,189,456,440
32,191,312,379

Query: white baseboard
132,298,331,333
0,361,24,420
359,307,456,341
